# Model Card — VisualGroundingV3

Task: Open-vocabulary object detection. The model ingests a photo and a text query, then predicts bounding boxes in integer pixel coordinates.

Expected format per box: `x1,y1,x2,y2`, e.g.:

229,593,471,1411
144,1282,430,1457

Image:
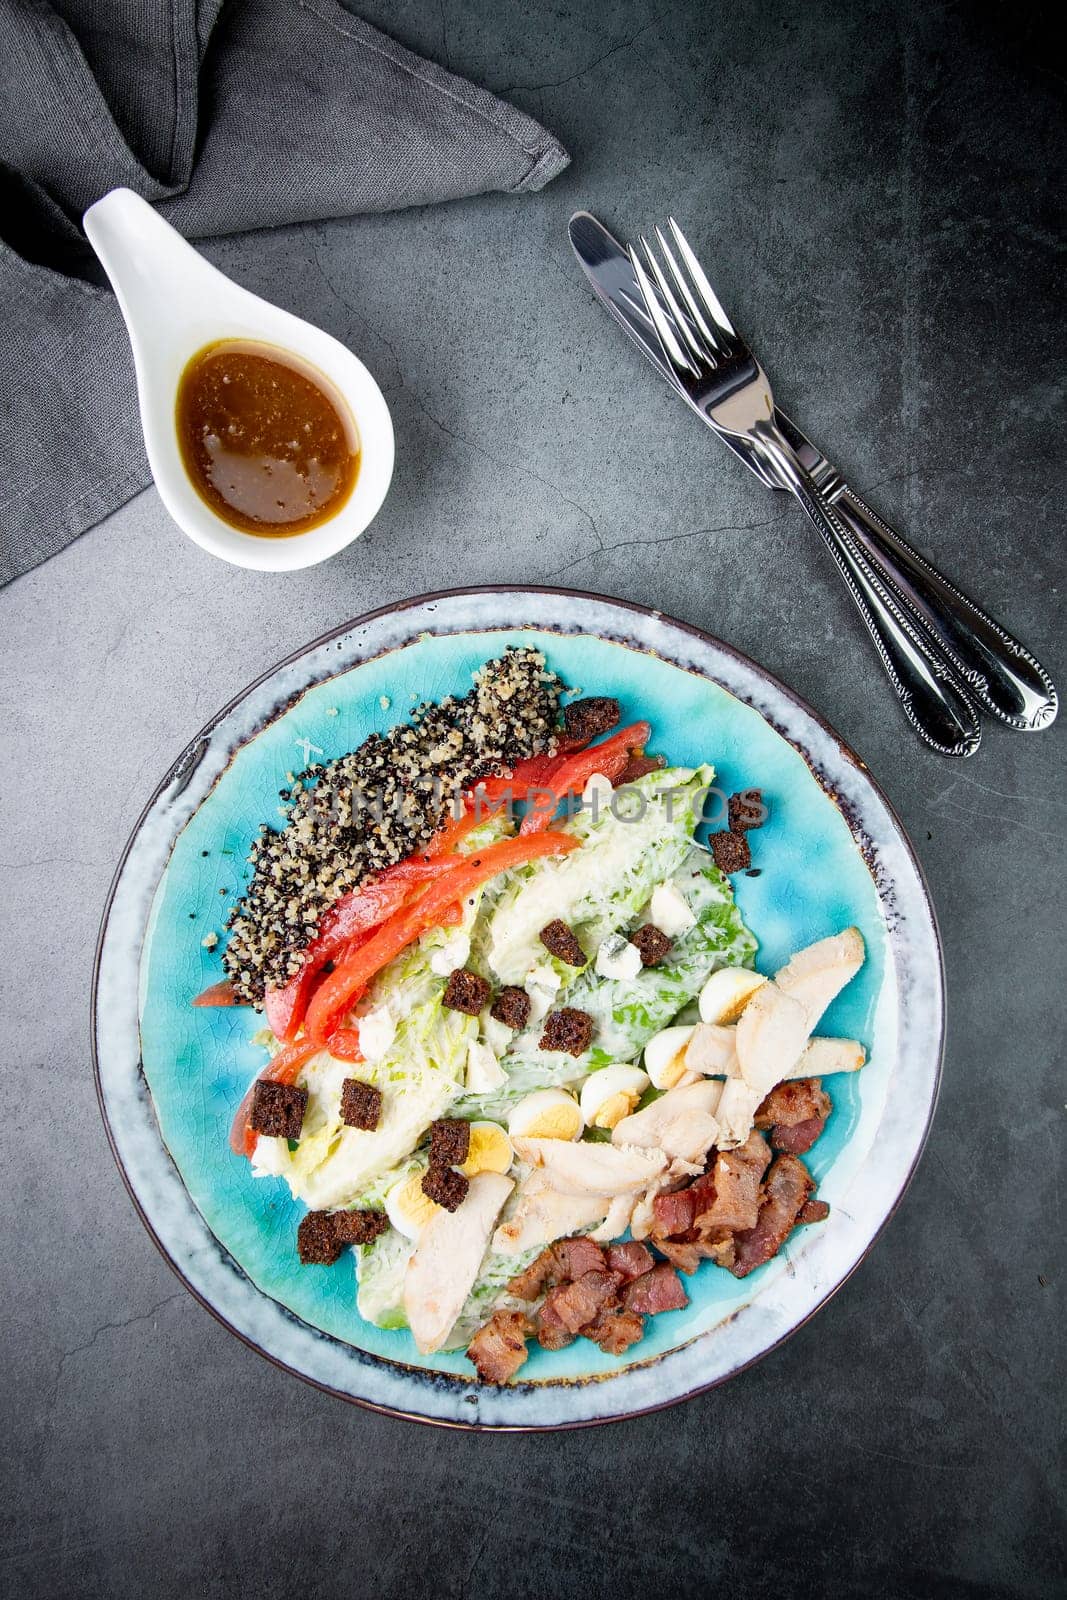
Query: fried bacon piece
536,1297,576,1350
551,1236,605,1280
690,1132,772,1235
585,1309,646,1354
755,1079,831,1154
544,1269,623,1336
621,1264,688,1316
729,1154,815,1279
606,1241,655,1280
467,1310,534,1384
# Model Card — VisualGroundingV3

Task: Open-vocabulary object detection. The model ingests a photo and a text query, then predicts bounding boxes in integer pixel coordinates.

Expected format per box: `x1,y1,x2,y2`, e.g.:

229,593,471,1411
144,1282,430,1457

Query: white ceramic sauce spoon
83,187,394,572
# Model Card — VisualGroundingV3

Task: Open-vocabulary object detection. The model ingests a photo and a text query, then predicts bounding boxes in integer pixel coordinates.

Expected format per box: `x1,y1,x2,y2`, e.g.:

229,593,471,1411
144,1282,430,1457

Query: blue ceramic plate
94,588,943,1428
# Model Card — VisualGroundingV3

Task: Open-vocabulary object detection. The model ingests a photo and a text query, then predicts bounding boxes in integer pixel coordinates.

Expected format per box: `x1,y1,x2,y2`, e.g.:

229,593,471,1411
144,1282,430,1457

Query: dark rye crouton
251,1079,307,1140
442,968,491,1015
709,829,751,874
297,1211,345,1265
562,696,620,744
539,918,586,966
429,1118,471,1168
331,1209,388,1246
421,1165,470,1212
340,1079,382,1131
539,1007,593,1056
490,985,531,1030
728,788,766,831
631,923,672,967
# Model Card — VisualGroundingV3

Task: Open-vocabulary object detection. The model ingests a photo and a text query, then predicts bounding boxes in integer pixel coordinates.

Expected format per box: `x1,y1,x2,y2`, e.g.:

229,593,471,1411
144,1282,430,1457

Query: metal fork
629,220,989,756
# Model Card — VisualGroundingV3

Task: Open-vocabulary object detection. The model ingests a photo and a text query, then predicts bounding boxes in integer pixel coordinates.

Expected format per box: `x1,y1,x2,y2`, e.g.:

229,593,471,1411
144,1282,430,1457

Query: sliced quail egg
579,1064,650,1130
595,932,643,982
698,966,767,1025
649,881,697,937
461,1121,514,1175
507,1088,584,1142
385,1170,440,1240
643,1023,697,1089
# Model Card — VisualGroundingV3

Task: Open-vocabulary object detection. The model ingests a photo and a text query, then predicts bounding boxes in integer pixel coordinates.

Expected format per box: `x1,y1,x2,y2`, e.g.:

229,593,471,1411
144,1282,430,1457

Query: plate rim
92,583,945,1430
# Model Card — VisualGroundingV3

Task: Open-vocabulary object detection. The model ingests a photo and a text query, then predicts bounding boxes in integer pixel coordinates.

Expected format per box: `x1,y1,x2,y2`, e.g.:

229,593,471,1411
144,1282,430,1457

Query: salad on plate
196,647,867,1383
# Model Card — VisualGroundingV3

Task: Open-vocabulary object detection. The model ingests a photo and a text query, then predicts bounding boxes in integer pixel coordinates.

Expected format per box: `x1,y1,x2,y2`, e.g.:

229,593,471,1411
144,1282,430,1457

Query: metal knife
568,211,1058,732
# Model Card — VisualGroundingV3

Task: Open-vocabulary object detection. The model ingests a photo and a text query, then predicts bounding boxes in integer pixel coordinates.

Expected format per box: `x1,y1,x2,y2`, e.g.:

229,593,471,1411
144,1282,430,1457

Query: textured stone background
1,2,1063,1595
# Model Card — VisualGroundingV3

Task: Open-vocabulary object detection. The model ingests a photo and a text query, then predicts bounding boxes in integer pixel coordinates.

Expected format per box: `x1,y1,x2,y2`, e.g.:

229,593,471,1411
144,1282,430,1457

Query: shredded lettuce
355,1228,414,1330
283,997,477,1210
482,766,714,984
450,848,757,1118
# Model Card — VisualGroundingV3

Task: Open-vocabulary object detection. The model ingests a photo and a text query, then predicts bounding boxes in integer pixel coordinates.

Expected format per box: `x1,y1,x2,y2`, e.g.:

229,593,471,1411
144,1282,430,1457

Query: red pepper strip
193,979,239,1007
324,1028,364,1062
519,722,653,834
263,858,454,1041
305,831,580,1041
264,800,504,1040
230,1037,325,1158
472,752,565,807
419,803,491,858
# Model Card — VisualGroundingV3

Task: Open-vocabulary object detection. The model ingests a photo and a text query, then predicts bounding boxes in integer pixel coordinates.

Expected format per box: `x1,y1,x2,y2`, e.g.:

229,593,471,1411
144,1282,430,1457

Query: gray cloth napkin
0,0,569,586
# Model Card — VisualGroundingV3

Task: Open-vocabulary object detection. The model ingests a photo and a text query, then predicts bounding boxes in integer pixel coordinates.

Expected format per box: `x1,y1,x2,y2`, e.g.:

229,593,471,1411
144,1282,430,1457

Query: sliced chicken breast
775,928,866,1027
612,1079,724,1165
512,1137,667,1195
788,1036,866,1077
404,1172,514,1354
492,1170,610,1254
735,980,812,1095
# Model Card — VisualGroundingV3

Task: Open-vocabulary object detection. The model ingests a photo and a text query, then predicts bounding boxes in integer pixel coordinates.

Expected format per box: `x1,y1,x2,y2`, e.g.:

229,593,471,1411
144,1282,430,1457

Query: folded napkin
0,0,569,586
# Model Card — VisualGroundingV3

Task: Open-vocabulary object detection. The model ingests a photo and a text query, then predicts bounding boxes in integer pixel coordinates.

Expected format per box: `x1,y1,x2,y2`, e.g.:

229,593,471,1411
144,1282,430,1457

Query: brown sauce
175,340,360,536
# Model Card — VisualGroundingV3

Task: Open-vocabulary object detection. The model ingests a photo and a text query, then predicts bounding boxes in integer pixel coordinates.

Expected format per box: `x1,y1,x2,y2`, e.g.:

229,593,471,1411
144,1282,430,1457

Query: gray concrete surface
2,2,1063,1596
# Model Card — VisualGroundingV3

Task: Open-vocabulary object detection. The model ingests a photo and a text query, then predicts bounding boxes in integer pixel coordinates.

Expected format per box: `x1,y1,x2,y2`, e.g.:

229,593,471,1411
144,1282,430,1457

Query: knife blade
568,210,832,490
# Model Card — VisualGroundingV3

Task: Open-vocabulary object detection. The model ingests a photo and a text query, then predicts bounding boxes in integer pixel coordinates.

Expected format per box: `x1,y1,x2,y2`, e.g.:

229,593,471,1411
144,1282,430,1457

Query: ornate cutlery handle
753,426,982,757
827,485,1058,730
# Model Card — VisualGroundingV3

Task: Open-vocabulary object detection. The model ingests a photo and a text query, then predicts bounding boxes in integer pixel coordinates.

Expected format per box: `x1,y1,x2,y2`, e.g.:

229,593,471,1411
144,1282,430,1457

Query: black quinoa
222,649,562,1002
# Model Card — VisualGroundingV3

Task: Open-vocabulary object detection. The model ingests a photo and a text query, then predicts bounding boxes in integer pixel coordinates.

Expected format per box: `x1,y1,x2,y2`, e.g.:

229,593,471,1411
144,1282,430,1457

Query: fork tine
667,217,737,340
654,225,720,352
639,235,707,366
627,246,698,377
